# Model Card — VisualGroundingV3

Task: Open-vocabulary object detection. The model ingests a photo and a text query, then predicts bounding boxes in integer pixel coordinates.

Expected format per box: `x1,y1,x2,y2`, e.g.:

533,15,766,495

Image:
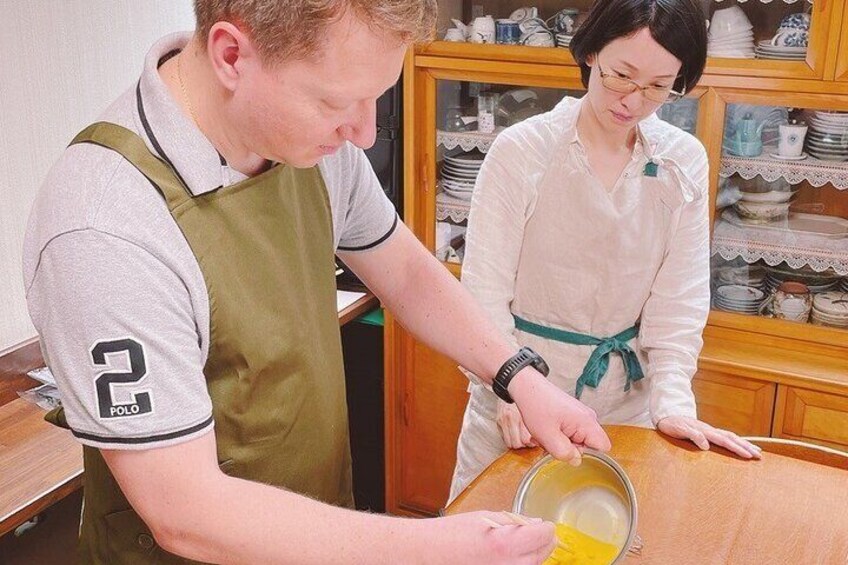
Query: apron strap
513,315,645,399
69,121,190,211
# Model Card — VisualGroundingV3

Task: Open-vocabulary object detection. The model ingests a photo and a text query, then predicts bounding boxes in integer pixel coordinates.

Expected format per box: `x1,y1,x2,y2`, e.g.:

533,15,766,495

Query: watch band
492,347,550,404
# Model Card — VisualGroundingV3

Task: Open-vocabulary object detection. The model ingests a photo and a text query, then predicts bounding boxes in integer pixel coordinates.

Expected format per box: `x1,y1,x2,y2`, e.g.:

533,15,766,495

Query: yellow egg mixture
543,523,620,565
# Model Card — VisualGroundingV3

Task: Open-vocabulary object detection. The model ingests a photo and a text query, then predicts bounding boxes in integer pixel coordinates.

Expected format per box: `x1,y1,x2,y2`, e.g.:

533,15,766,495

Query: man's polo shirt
22,33,398,450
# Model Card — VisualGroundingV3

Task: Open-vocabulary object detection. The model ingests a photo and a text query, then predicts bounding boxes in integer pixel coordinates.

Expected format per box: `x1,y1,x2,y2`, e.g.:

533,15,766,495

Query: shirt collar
136,32,241,196
558,96,658,161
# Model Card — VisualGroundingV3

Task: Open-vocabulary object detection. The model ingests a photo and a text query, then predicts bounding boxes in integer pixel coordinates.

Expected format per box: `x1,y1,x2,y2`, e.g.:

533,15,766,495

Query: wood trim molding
0,338,43,408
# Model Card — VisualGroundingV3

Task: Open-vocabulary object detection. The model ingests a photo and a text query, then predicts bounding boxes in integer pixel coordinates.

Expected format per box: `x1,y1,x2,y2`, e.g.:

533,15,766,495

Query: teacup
520,29,555,48
470,15,496,44
547,8,580,34
778,123,808,157
760,282,812,322
519,17,548,34
510,7,539,23
443,28,465,42
772,30,809,48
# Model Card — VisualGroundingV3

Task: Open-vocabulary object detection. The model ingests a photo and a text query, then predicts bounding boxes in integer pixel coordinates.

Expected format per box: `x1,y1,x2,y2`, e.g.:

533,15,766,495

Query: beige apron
47,120,353,564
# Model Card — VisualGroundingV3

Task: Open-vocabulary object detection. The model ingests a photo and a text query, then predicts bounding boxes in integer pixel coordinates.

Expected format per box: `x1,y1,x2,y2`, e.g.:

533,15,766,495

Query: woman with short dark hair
451,0,761,500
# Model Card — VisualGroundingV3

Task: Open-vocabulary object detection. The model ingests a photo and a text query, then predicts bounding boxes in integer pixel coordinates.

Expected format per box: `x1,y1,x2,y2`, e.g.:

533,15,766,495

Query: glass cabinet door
434,80,581,267
711,102,848,330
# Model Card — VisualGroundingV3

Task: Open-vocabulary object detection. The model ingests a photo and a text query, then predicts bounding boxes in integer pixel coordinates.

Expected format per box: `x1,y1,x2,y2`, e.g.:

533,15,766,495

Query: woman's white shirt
461,96,711,426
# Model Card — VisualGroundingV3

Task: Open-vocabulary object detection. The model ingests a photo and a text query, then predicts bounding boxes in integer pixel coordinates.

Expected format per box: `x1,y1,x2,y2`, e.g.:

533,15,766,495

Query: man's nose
339,100,377,150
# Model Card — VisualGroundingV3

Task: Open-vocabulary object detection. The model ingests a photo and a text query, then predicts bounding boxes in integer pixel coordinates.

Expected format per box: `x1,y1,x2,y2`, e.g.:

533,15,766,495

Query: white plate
722,208,848,238
807,151,848,162
441,166,479,179
809,122,848,135
757,41,807,52
445,154,485,168
442,179,474,192
769,152,808,161
740,189,797,202
442,186,473,201
716,284,766,302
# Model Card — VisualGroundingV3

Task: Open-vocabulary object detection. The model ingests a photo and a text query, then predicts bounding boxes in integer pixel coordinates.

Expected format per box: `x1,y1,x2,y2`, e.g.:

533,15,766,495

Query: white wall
0,1,195,352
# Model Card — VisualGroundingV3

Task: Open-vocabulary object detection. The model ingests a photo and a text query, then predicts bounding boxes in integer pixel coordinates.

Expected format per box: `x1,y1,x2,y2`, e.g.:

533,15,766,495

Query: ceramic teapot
726,114,765,157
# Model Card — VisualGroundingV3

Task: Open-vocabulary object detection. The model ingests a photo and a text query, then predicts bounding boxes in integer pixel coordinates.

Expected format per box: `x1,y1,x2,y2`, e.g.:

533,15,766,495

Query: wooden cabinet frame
387,7,848,515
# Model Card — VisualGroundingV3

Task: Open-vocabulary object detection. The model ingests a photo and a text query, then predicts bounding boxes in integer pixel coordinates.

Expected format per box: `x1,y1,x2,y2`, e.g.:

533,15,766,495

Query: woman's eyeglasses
596,61,686,103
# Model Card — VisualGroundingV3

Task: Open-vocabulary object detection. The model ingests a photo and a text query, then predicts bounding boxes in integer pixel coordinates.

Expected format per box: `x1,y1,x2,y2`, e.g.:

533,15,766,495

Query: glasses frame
596,60,686,103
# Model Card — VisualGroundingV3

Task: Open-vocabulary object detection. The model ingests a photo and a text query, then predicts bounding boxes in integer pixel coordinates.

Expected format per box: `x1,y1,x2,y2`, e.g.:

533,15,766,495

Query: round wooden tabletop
446,425,848,564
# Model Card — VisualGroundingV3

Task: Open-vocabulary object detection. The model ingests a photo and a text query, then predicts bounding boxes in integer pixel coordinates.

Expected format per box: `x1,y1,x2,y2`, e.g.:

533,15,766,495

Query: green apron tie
513,315,644,399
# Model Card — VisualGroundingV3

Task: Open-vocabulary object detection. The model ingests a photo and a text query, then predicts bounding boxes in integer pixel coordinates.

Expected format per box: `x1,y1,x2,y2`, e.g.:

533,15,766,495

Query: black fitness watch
492,347,550,404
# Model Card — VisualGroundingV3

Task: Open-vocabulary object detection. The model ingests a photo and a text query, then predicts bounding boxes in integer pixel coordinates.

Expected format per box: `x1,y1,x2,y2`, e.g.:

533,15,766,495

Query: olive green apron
47,121,353,564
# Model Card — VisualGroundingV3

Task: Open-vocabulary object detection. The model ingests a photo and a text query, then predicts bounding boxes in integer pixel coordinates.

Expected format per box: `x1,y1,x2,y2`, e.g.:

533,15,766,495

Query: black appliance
339,79,403,514
364,79,403,216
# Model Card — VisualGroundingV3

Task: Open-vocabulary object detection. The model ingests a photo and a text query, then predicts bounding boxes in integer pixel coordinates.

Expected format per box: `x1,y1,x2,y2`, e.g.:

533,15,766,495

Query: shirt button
137,533,156,549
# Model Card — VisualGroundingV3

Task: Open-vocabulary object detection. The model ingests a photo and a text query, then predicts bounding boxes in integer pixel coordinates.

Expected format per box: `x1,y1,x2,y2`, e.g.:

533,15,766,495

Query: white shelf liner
436,189,471,223
720,148,848,189
712,215,848,275
437,129,502,153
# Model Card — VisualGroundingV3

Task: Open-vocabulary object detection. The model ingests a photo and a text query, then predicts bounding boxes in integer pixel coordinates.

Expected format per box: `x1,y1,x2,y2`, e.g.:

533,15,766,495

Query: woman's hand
496,399,538,449
657,415,762,459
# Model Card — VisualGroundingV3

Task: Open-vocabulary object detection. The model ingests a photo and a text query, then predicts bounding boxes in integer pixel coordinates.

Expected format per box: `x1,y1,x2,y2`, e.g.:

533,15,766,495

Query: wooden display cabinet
386,0,848,518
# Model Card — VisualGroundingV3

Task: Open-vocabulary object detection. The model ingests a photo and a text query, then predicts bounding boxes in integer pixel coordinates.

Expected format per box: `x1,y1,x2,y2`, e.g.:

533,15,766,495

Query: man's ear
206,21,258,92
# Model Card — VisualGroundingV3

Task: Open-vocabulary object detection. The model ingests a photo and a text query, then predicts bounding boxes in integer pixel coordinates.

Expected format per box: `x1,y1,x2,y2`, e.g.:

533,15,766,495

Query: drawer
692,369,776,436
774,386,848,450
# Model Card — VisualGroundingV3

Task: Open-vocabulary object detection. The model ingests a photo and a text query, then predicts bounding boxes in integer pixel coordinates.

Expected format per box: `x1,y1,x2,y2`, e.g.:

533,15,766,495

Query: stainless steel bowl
512,451,638,564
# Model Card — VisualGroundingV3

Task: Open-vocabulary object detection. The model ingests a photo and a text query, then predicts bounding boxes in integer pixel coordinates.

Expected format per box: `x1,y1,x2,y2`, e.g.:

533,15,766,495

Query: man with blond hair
24,1,610,563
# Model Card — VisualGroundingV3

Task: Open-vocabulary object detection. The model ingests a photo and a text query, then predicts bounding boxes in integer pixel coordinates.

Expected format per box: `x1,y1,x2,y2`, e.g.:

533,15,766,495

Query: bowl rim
512,451,638,564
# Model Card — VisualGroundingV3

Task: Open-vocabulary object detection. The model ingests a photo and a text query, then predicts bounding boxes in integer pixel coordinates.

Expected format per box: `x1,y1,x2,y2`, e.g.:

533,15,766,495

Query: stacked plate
811,292,848,328
713,284,766,315
555,33,573,48
755,40,807,61
764,265,843,294
714,265,767,290
806,111,848,162
708,29,754,58
440,151,485,201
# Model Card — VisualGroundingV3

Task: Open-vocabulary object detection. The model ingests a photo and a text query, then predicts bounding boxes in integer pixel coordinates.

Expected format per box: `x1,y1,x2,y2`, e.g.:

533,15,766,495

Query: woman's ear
585,53,596,67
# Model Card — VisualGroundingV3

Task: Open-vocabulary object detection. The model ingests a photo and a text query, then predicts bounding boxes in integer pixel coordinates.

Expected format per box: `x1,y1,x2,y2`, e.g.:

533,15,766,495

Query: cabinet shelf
712,213,848,275
720,148,848,189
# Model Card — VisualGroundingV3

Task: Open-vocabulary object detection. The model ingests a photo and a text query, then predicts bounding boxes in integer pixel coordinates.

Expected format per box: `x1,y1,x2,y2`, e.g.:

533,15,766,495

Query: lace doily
712,215,848,275
720,149,848,189
437,129,501,153
436,190,471,223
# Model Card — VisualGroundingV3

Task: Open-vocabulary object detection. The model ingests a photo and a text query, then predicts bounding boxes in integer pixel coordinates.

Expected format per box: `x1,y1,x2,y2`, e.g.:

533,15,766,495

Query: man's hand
496,399,538,449
657,415,762,459
508,368,611,464
424,511,555,565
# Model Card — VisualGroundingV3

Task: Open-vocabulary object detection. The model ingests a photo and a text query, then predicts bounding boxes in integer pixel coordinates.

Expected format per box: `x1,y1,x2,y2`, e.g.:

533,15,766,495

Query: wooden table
0,398,83,538
447,425,848,564
0,291,379,538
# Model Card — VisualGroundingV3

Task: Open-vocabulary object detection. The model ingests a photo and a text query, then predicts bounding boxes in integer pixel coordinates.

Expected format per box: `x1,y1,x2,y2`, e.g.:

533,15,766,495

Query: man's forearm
375,240,515,384
154,473,425,564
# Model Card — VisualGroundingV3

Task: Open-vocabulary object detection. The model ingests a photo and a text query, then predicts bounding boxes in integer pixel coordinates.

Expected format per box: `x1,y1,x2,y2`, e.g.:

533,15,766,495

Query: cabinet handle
421,153,430,194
